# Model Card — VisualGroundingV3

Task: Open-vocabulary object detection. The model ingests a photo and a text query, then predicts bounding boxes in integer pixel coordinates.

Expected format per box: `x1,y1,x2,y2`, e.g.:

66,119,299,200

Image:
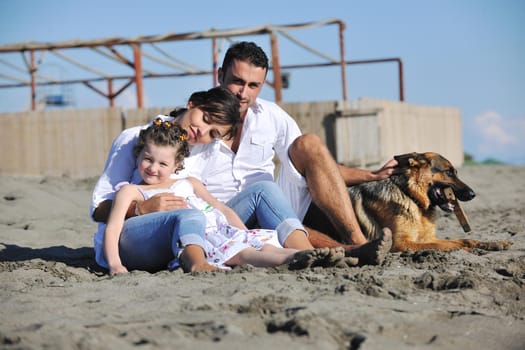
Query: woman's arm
188,177,248,229
103,184,143,274
91,127,143,222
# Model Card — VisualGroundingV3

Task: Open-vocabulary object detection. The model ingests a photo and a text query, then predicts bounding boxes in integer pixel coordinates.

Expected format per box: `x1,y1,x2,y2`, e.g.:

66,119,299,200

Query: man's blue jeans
226,181,306,245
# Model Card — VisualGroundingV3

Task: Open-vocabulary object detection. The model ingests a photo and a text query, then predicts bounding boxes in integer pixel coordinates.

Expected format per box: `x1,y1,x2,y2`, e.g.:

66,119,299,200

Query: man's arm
338,158,399,186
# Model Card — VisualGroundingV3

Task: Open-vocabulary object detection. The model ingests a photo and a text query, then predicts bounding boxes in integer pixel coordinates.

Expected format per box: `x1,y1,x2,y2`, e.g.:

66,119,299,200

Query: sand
1,165,524,350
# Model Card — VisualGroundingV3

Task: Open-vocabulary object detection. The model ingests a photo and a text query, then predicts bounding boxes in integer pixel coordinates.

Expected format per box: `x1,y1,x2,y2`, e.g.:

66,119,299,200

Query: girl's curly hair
133,118,189,173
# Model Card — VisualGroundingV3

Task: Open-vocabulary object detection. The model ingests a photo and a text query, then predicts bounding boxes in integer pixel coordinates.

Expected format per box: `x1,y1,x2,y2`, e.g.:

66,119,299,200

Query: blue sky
1,0,524,164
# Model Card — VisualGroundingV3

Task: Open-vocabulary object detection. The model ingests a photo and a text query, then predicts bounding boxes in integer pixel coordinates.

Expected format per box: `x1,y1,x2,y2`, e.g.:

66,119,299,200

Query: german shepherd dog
306,152,512,253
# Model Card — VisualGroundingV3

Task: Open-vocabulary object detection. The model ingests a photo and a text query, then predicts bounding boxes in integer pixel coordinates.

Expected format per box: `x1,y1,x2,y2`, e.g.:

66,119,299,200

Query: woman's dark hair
169,86,240,140
133,119,189,174
221,41,269,75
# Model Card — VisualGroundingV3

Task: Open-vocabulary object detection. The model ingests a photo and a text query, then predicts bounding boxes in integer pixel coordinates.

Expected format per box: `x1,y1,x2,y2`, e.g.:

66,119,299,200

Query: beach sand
1,165,524,349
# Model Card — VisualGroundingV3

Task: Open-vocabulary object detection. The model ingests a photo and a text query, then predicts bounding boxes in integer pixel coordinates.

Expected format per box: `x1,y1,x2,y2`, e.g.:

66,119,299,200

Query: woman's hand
136,193,189,215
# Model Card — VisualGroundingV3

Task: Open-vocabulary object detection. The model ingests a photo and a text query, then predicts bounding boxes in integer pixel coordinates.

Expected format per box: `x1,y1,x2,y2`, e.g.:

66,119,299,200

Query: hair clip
179,133,187,141
153,118,163,126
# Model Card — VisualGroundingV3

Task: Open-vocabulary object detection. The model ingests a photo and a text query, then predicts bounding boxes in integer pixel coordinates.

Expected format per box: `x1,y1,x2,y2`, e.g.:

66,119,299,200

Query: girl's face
137,142,179,185
177,107,231,145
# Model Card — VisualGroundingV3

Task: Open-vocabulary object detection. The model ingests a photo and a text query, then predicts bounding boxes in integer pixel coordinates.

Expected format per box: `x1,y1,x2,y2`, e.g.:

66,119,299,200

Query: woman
103,120,337,275
92,87,328,274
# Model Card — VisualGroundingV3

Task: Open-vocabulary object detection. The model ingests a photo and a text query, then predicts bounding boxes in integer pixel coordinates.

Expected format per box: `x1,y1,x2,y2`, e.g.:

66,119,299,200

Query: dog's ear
394,152,430,168
394,152,419,168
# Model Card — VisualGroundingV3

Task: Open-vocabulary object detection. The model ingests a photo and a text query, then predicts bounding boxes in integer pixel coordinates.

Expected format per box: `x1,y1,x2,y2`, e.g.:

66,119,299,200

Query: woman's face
177,107,231,145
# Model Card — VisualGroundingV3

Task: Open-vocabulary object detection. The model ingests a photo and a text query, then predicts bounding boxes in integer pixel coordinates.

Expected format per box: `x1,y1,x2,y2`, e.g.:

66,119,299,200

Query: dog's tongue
443,187,472,232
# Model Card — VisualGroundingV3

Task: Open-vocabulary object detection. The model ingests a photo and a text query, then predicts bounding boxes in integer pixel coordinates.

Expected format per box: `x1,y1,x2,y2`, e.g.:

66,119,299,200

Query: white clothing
91,98,312,222
90,115,174,218
179,98,311,219
141,179,279,269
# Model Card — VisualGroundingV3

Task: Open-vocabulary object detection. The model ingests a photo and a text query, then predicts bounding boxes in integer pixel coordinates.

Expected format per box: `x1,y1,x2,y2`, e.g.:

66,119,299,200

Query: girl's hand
109,264,129,275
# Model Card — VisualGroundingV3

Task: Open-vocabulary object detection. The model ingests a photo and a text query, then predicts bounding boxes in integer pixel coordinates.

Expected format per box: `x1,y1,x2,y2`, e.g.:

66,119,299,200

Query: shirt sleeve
271,103,302,165
90,125,144,218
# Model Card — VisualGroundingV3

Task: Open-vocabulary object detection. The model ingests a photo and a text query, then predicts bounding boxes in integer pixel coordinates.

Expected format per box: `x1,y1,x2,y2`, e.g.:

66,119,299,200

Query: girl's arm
103,184,144,274
188,177,248,229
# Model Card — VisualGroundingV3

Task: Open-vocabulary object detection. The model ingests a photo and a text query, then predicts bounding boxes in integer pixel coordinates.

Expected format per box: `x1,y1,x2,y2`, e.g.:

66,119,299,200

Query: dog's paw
476,240,513,251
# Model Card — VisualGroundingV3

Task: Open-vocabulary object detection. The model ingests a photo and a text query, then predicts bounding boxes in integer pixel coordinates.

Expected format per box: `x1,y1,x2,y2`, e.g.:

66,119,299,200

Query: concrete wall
335,97,464,167
0,98,463,178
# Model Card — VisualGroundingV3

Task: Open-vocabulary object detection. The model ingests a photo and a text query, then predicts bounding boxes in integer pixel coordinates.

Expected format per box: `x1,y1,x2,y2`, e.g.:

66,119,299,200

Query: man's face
218,59,267,117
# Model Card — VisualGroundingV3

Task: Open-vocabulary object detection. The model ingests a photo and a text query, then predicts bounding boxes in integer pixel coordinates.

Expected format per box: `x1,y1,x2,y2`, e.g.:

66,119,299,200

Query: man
92,87,338,269
182,41,394,262
93,42,394,265
214,42,397,256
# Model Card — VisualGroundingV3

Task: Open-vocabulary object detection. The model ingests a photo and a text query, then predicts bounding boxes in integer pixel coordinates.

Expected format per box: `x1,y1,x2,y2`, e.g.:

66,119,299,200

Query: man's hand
370,158,400,181
136,193,189,215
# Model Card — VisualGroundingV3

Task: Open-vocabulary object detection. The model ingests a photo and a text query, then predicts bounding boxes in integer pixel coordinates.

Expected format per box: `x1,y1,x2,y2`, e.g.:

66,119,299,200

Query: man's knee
290,133,323,156
249,180,280,194
290,133,327,172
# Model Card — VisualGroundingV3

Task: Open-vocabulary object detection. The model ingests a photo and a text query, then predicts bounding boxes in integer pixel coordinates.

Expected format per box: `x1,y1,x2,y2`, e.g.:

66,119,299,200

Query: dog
305,152,512,253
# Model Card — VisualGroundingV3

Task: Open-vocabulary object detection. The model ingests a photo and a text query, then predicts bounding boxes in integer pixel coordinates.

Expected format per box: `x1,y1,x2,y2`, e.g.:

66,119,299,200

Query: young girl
104,119,347,274
94,87,242,274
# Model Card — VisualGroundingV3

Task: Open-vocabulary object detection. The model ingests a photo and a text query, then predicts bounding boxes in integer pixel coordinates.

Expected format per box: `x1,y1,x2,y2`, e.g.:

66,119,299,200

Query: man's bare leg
179,245,218,273
345,228,392,265
306,226,343,248
289,133,367,245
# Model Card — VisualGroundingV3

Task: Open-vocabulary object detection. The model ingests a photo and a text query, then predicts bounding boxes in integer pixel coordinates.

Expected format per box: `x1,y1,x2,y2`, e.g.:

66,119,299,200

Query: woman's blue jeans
118,209,206,272
226,181,306,245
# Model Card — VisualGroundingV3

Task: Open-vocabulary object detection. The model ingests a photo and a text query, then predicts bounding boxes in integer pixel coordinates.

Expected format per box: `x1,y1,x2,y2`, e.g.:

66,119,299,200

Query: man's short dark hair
221,41,269,74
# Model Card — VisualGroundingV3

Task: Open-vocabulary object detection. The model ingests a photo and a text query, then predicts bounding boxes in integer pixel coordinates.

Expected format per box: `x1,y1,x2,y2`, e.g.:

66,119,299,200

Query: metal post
337,21,348,101
30,50,36,110
108,78,114,107
270,33,283,104
132,43,143,108
212,38,218,87
398,59,404,101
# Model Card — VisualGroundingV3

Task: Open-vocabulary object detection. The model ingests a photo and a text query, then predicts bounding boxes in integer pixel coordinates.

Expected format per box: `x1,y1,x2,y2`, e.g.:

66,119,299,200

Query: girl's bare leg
226,246,297,268
260,244,298,256
226,245,358,270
